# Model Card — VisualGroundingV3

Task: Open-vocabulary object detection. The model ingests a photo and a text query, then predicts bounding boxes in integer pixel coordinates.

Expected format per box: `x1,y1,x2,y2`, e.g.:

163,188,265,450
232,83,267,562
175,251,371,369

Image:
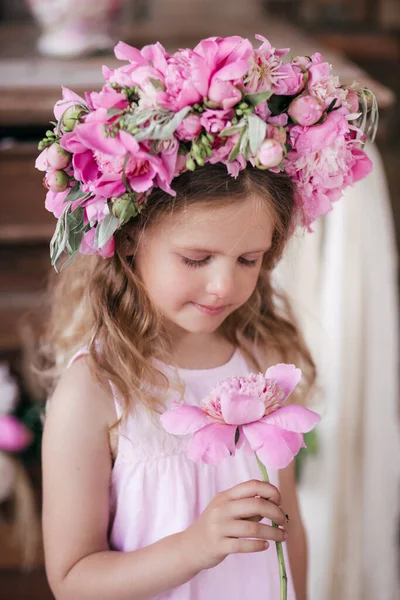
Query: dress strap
66,346,90,369
66,346,123,421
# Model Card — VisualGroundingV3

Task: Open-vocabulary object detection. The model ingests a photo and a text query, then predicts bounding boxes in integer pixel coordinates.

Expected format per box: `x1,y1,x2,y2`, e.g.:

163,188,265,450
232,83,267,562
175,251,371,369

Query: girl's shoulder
46,350,117,438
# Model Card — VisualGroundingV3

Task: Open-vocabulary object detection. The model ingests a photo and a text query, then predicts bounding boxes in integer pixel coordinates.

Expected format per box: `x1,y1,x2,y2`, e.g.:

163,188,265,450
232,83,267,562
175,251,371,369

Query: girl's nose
206,269,234,299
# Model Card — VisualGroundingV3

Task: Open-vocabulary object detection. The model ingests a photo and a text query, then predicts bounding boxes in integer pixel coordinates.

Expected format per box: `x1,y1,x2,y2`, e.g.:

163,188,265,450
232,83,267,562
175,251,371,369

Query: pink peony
47,143,72,170
175,114,203,141
288,95,325,127
256,138,284,168
161,363,320,469
290,110,349,154
208,78,242,109
45,169,69,193
0,415,32,453
272,63,304,96
45,189,70,218
200,109,234,134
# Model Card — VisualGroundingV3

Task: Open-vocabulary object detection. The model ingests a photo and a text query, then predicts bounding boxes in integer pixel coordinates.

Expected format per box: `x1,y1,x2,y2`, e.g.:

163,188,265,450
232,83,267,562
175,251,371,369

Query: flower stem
255,453,287,600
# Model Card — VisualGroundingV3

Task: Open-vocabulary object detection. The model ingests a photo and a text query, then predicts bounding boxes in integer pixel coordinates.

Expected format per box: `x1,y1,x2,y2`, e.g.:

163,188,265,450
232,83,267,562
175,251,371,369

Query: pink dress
70,348,296,599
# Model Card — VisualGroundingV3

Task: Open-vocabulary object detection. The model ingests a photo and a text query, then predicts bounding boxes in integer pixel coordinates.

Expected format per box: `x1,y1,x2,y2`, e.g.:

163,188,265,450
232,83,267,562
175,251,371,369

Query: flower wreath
35,34,378,268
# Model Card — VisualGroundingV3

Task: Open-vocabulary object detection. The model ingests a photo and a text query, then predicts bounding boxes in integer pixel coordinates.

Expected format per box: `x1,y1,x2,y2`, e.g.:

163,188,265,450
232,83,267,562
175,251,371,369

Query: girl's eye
181,256,259,268
238,257,259,267
181,256,211,268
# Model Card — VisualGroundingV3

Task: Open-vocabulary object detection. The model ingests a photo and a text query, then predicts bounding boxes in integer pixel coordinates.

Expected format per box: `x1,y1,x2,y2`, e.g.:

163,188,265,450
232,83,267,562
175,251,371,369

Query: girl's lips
192,303,227,316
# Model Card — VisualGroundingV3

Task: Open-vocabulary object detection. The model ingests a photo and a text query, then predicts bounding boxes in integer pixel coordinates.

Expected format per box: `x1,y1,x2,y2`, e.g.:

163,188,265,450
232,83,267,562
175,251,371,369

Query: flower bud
111,197,139,222
45,170,69,193
288,95,324,127
256,139,284,169
186,156,196,171
62,105,85,131
47,143,71,170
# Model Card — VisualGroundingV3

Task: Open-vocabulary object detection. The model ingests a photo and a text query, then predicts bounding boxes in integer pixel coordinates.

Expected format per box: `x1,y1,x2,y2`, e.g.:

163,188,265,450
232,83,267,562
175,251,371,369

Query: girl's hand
183,479,288,571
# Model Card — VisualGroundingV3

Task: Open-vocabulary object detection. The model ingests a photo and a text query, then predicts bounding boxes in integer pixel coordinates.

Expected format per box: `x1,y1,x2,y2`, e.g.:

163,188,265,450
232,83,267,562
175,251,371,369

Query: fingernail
264,541,270,548
283,531,289,540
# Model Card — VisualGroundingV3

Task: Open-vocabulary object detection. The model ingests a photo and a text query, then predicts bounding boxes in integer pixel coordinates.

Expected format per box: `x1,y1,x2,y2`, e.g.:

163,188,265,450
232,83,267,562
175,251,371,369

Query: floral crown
36,34,377,268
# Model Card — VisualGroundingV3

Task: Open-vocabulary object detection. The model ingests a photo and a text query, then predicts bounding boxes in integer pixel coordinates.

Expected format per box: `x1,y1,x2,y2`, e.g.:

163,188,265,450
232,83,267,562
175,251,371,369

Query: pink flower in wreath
161,364,320,468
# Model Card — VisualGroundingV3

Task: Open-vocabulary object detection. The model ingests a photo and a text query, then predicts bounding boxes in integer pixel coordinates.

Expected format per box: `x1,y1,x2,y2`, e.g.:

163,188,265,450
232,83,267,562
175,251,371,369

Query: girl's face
135,194,275,339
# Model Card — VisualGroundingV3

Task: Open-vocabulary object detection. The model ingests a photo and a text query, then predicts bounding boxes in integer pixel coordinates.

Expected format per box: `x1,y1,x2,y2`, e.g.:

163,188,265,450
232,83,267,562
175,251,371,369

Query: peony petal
263,405,320,433
114,41,146,65
236,426,253,455
265,363,302,401
243,421,303,469
188,423,236,465
220,390,265,425
75,123,125,156
160,405,210,435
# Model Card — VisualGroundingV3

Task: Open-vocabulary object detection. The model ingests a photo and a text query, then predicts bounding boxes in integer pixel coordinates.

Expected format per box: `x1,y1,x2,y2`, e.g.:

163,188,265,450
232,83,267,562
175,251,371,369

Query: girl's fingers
224,519,288,544
224,479,281,506
228,497,286,525
224,537,270,555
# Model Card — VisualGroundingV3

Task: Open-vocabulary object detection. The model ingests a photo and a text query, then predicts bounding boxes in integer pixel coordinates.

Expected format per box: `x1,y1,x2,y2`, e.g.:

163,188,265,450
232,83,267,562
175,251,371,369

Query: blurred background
0,1,399,599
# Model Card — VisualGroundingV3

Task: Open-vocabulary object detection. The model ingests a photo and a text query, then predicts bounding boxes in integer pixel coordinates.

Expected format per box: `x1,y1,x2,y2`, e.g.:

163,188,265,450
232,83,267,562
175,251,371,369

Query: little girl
37,34,374,600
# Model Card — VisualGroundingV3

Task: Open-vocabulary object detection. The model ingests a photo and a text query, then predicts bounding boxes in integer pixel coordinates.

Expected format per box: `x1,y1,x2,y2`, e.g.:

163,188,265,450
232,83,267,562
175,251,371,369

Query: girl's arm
42,359,201,600
279,462,308,600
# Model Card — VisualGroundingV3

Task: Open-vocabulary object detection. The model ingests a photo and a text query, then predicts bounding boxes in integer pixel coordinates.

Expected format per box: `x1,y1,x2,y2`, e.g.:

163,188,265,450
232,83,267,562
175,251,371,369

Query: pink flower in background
161,364,320,469
0,415,32,453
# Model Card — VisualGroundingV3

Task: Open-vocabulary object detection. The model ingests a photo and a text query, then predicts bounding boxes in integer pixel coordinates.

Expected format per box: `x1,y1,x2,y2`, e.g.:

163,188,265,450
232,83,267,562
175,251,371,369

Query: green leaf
66,207,85,255
135,106,191,141
50,204,70,269
65,184,90,203
94,213,120,249
247,114,267,156
244,90,273,106
220,122,246,137
228,126,247,162
107,107,124,119
149,77,166,91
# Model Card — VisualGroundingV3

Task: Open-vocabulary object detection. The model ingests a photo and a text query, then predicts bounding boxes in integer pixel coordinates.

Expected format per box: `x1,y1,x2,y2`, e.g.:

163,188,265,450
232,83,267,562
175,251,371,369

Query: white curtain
275,144,400,600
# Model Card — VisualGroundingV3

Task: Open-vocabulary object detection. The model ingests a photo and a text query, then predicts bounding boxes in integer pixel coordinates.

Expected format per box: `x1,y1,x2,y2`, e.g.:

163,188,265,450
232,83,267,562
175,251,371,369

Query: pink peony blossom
0,415,32,453
200,108,234,134
175,114,203,141
288,95,325,127
161,364,320,469
256,138,284,168
208,79,242,109
45,189,70,218
290,110,349,154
